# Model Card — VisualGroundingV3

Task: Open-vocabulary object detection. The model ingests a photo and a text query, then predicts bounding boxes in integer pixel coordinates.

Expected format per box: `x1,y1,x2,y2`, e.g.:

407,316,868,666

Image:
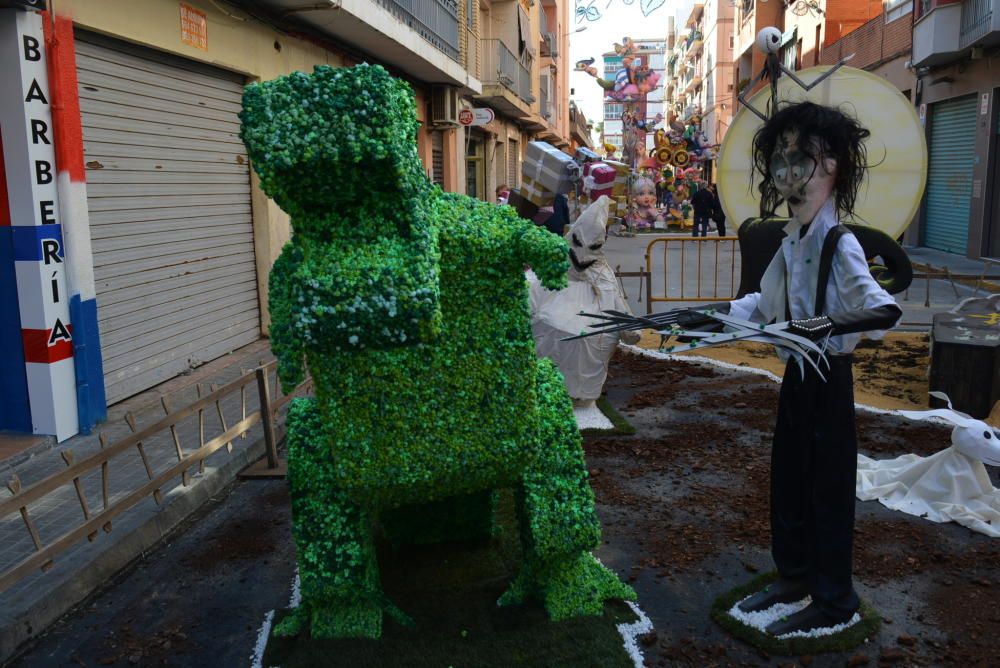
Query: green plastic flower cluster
241,64,634,640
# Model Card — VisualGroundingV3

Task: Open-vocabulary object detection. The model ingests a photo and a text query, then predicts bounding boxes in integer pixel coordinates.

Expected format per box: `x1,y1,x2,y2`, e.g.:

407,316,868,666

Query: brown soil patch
585,349,1000,667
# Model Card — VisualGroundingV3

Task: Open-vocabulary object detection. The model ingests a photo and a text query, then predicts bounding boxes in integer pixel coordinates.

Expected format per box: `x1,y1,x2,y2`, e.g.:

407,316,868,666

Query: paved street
8,479,296,668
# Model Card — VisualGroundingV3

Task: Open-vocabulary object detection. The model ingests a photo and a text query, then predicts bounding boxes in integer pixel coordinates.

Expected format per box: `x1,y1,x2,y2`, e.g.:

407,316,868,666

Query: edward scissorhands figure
724,101,902,634
569,100,904,634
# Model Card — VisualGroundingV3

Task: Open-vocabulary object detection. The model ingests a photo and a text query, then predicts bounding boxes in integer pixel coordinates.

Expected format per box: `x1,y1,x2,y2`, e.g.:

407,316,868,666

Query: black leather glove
787,316,835,340
674,302,731,342
787,305,902,341
829,304,902,335
675,302,731,331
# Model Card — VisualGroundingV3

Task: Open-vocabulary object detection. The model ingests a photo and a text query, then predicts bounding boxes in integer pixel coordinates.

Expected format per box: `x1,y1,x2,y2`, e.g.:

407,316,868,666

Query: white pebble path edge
727,595,862,639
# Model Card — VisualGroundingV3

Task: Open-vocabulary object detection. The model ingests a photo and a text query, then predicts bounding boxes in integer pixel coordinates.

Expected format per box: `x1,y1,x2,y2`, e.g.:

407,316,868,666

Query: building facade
0,0,578,441
907,0,1000,258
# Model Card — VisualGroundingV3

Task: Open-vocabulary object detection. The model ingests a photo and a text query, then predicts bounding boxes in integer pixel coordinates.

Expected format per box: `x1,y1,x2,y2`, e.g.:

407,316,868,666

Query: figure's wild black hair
751,101,870,218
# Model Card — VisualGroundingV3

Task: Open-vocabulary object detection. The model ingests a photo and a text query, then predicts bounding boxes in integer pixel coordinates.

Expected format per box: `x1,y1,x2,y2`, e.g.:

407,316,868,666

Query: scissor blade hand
707,313,827,359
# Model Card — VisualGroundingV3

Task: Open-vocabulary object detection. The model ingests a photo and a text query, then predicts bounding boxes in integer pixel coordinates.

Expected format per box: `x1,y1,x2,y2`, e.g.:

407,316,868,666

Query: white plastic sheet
856,397,1000,537
857,449,1000,537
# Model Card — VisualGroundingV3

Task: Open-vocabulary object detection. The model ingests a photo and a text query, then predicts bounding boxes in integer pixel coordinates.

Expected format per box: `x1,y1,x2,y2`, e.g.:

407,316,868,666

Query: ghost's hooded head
566,196,611,274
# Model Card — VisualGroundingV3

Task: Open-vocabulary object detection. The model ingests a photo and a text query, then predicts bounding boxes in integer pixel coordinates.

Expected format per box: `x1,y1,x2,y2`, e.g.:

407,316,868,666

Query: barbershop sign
0,8,78,439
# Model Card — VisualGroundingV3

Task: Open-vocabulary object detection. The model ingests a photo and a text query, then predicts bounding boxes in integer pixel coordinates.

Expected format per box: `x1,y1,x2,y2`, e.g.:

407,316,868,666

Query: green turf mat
264,491,638,668
710,571,881,656
580,396,636,437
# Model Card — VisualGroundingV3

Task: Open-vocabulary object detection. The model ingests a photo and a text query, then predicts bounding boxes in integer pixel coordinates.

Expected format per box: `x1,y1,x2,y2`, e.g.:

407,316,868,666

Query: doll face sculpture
633,179,658,210
770,130,837,225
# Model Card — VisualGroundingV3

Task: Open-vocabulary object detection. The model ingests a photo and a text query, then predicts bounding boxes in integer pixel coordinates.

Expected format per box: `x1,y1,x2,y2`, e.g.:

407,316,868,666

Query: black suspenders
815,225,848,317
783,224,849,321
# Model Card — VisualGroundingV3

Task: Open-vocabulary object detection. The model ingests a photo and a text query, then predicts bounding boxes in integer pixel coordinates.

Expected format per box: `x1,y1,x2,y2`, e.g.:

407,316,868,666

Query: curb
0,436,269,664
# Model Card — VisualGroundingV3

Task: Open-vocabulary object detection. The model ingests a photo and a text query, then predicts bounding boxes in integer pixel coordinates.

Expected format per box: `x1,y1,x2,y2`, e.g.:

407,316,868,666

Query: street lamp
563,26,588,37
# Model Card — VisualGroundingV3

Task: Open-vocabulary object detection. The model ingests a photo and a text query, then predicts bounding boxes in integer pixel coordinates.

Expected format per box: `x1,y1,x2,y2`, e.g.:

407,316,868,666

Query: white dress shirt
728,197,898,357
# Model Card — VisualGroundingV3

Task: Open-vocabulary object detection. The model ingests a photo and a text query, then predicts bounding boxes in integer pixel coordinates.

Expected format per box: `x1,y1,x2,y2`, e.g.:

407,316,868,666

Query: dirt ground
587,349,1000,667
635,331,932,412
13,335,1000,668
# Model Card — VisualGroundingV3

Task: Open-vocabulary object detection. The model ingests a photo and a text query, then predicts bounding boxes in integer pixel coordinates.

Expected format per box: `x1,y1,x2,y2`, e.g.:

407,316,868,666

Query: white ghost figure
528,196,640,407
856,392,1000,537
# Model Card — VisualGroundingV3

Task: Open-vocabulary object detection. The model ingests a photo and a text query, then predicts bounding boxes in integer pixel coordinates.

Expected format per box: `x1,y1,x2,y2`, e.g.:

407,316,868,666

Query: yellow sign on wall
179,2,208,51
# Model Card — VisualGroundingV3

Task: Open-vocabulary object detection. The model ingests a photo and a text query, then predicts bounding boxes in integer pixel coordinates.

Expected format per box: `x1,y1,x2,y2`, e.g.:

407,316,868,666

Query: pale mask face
566,205,606,272
770,130,837,225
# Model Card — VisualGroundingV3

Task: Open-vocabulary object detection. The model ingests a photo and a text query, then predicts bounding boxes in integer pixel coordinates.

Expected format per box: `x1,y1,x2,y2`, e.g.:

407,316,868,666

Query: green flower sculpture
240,63,634,639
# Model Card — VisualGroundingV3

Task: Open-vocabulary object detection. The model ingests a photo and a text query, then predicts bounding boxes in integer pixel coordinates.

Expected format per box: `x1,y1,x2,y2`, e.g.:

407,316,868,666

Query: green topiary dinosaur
240,63,635,640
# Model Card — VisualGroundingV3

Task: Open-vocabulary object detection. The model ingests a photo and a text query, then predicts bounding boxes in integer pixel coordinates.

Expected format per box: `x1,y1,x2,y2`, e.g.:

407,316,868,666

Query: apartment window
814,25,821,65
885,0,913,23
729,34,734,50
605,103,624,120
782,40,798,71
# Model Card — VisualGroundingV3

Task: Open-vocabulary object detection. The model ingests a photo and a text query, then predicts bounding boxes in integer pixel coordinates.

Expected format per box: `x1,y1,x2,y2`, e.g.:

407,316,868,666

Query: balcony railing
374,0,460,61
482,39,535,105
961,0,993,48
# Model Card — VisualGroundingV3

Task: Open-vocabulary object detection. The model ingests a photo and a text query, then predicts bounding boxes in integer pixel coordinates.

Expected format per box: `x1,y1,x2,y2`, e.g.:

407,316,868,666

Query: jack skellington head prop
751,102,870,223
739,26,855,121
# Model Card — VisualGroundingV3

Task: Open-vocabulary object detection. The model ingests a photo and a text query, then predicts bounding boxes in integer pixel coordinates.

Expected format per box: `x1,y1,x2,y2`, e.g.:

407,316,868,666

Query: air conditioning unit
430,85,460,126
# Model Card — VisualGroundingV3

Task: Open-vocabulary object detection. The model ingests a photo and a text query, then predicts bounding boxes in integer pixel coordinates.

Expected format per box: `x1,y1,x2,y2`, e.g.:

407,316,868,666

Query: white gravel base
617,600,654,668
727,596,862,639
574,402,615,430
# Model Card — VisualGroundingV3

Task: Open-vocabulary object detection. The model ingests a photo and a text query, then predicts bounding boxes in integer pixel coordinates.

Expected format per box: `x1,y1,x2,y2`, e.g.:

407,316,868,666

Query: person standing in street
690,180,714,238
709,183,727,237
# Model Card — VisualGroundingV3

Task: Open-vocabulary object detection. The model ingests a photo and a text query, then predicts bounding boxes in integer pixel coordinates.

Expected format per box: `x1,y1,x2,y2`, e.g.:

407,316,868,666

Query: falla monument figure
239,63,634,640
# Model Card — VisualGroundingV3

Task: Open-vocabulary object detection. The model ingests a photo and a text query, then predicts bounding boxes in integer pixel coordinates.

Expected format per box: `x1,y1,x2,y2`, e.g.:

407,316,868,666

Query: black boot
765,601,856,636
737,578,808,613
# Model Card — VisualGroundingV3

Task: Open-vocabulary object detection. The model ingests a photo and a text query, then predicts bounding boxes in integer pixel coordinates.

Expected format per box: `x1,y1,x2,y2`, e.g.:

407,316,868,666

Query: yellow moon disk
717,66,927,239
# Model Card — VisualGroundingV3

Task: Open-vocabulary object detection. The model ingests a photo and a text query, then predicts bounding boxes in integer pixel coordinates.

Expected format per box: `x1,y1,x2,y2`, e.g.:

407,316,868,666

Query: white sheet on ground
856,447,1000,537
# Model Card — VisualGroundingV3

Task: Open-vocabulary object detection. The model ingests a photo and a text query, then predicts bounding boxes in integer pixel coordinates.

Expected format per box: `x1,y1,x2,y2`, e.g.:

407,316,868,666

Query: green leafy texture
241,64,632,640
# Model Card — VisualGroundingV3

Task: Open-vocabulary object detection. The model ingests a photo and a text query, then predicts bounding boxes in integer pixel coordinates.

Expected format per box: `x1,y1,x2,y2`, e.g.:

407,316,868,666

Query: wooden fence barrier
0,361,311,594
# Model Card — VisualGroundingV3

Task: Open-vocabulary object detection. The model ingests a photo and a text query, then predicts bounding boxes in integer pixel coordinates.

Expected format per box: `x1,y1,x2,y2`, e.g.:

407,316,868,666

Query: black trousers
692,212,710,237
772,355,860,618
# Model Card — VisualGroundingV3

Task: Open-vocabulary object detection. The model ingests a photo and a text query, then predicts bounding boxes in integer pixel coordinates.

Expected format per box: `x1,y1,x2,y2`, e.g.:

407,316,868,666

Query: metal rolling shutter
76,32,260,404
924,95,978,254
